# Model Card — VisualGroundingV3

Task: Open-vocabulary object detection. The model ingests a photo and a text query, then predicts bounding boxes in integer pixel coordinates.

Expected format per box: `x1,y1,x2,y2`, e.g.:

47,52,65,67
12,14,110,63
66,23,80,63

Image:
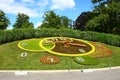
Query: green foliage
91,0,103,4
60,16,73,29
40,11,61,29
74,11,100,30
0,10,10,30
40,11,73,29
86,14,109,31
13,13,34,29
0,29,120,47
87,0,120,34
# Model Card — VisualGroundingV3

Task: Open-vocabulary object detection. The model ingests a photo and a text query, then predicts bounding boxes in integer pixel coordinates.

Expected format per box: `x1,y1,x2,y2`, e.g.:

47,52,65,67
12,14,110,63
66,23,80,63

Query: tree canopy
60,16,73,29
86,0,120,34
74,0,120,34
13,13,34,29
73,12,99,30
40,11,73,29
0,10,10,30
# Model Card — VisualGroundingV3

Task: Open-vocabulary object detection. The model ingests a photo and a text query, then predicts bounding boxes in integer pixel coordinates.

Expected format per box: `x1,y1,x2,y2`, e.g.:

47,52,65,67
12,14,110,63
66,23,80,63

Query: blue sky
0,0,93,29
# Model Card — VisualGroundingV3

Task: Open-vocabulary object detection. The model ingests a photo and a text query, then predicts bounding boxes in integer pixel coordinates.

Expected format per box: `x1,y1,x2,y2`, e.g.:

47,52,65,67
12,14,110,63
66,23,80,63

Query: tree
40,11,73,29
40,11,61,29
86,0,120,34
13,13,34,29
60,16,73,29
74,12,99,30
86,14,109,31
0,10,10,30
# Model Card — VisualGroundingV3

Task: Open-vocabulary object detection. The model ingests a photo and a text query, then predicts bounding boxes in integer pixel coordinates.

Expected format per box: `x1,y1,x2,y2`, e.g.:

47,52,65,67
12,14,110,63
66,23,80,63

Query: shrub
0,28,120,47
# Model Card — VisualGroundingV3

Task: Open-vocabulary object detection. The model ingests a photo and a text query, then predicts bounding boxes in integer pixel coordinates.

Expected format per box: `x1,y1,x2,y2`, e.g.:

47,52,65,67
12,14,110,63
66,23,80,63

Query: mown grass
0,40,120,70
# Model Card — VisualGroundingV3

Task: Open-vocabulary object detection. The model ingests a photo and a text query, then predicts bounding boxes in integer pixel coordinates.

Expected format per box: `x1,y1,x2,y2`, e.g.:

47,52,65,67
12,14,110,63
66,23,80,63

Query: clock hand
65,42,86,47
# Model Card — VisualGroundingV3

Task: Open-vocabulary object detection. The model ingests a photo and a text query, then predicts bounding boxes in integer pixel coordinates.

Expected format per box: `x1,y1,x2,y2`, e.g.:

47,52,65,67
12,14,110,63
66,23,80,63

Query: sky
0,0,93,29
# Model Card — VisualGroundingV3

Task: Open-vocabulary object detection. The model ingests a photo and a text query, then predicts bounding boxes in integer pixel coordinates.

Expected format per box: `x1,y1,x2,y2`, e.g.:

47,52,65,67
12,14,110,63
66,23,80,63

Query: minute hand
65,43,86,47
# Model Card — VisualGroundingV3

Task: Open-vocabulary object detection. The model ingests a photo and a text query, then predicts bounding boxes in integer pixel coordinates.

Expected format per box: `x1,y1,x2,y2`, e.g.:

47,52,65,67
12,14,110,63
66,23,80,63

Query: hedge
0,28,120,47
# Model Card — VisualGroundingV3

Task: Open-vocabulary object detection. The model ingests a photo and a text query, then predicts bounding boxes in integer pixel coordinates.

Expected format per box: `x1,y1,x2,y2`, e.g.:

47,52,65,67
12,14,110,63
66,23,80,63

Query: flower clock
18,37,112,65
39,37,95,57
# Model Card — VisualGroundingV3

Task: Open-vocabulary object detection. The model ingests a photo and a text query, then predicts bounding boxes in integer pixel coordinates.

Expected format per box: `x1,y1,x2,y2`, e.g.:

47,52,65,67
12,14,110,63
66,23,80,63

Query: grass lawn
0,40,120,70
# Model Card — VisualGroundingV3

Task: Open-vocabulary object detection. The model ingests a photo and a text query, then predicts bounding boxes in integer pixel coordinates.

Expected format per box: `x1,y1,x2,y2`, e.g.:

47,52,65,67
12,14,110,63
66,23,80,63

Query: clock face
39,37,95,57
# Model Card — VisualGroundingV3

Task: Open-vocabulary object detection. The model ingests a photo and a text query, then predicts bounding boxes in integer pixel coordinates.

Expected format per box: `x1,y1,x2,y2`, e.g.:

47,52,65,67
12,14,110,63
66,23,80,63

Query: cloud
37,0,49,7
50,0,75,10
0,0,76,18
35,22,42,28
0,0,14,3
0,0,40,17
22,0,35,3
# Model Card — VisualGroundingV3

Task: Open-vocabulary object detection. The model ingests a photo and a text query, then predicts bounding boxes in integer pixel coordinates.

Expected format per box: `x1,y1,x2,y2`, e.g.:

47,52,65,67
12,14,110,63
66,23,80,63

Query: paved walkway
0,67,120,80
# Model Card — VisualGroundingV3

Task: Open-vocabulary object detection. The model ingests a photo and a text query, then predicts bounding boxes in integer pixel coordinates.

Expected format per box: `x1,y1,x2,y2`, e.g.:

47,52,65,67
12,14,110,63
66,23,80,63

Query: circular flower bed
18,39,55,52
90,42,112,57
40,55,60,64
74,56,99,65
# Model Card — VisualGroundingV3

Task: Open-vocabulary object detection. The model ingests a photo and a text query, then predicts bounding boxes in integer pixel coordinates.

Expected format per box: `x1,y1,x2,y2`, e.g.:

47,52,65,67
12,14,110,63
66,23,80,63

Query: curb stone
0,66,120,73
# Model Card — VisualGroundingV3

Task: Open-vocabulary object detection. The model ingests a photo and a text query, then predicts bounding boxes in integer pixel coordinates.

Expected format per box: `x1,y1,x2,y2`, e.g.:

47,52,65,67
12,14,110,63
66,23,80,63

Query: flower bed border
39,37,95,57
40,55,61,64
18,38,55,52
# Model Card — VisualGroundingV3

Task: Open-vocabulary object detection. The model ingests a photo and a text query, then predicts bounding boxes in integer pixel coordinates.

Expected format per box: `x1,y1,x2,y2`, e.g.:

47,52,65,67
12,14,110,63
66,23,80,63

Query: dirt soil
52,40,92,54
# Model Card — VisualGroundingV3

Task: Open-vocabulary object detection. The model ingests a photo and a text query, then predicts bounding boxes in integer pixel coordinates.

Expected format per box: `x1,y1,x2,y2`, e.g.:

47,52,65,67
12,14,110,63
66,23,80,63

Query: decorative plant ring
74,56,99,65
39,37,95,57
90,42,112,57
18,39,55,52
40,55,60,64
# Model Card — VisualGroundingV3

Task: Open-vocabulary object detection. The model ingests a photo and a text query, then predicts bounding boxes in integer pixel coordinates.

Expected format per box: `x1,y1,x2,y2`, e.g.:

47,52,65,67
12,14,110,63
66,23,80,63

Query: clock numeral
47,58,54,63
78,48,86,53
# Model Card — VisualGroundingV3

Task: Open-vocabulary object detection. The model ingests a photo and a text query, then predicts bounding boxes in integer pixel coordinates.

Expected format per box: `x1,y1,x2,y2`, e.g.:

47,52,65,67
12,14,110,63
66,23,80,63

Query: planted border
90,42,112,57
0,29,120,47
